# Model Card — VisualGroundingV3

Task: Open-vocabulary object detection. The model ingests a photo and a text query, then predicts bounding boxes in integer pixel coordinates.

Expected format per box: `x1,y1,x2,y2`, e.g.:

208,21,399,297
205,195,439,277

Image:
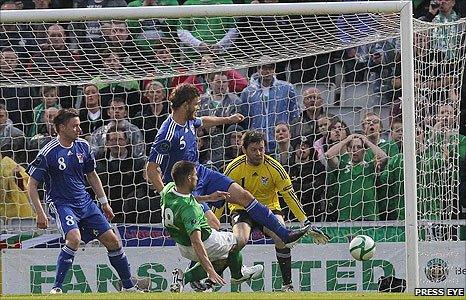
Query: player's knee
235,189,253,206
104,234,122,251
242,189,254,201
65,231,81,249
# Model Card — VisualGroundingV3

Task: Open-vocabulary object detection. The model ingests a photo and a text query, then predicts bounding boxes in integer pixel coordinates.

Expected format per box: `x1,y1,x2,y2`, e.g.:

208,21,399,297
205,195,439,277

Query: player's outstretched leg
51,229,80,294
229,183,310,247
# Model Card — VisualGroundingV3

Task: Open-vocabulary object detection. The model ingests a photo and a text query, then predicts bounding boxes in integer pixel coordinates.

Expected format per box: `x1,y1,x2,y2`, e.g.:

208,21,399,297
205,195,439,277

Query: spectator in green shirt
424,104,466,226
92,50,141,118
382,104,465,235
325,134,388,221
377,119,404,220
177,0,236,53
362,111,399,158
361,111,399,220
379,123,427,221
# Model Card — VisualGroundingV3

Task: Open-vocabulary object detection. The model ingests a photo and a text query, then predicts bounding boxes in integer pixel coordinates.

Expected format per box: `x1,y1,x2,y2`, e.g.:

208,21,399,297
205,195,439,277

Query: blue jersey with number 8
28,138,95,208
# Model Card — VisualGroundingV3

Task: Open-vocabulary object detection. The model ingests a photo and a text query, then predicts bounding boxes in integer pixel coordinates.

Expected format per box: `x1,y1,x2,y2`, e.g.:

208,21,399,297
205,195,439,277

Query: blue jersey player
146,84,315,248
28,108,145,294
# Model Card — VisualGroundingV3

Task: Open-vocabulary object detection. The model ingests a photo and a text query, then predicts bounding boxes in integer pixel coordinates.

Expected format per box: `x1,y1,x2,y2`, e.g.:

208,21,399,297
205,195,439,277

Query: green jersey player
161,160,263,292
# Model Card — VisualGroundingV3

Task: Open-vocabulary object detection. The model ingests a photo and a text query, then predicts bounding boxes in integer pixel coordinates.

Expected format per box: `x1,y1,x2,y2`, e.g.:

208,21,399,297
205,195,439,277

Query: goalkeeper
224,130,329,292
161,160,263,292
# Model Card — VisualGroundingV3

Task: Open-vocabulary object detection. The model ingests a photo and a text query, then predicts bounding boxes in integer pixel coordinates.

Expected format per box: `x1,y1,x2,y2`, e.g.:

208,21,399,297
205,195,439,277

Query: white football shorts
177,229,237,262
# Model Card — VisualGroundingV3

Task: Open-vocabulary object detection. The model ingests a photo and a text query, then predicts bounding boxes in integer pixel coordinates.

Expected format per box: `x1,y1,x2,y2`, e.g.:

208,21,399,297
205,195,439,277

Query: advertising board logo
425,258,448,283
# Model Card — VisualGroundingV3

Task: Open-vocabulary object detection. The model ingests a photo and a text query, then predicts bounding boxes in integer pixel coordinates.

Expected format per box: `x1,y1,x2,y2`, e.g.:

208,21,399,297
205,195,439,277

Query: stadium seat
295,82,337,107
340,82,376,107
326,105,363,133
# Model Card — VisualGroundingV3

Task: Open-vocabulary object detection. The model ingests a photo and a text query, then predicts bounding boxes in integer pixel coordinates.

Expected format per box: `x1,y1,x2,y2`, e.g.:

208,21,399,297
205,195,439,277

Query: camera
430,0,440,9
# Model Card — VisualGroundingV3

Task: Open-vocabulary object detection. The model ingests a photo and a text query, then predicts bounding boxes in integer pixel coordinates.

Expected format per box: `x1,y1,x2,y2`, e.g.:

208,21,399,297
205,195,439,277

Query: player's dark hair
169,83,199,109
171,160,196,186
241,130,266,149
53,108,79,133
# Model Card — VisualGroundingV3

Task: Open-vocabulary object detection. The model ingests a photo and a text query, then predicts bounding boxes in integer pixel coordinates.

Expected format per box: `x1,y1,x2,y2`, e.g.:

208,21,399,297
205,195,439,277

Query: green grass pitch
3,292,465,300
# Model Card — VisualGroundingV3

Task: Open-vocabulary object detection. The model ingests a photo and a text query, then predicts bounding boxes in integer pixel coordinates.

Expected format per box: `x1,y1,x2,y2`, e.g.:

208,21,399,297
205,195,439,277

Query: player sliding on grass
162,160,264,292
27,108,148,294
147,83,312,248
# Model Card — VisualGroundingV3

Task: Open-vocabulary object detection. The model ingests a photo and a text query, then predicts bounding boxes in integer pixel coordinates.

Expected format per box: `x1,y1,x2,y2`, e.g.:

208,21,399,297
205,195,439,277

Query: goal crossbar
0,1,410,23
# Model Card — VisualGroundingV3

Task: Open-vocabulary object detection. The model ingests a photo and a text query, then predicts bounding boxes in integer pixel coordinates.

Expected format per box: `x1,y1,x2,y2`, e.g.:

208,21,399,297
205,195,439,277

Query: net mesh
0,4,465,293
0,13,402,87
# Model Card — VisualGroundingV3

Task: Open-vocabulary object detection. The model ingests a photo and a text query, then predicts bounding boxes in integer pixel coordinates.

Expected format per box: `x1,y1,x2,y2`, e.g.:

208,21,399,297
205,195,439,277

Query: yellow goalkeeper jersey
224,155,306,222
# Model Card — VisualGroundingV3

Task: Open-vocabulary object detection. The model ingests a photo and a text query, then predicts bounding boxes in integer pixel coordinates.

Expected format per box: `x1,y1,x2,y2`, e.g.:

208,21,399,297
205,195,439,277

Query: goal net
0,1,465,294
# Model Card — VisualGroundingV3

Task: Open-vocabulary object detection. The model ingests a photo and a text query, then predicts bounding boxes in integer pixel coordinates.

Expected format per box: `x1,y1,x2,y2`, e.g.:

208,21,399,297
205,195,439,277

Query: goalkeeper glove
303,220,330,245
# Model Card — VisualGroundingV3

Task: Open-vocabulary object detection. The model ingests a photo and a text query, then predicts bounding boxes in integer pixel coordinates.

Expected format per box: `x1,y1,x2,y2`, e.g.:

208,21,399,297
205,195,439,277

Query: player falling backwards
161,160,264,292
224,130,329,292
146,83,327,248
28,108,147,294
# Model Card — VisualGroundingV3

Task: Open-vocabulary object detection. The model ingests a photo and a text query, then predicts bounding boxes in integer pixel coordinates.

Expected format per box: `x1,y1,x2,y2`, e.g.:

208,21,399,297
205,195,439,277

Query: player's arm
147,130,174,192
181,206,225,285
279,186,307,223
282,173,331,244
86,170,114,221
194,191,230,203
189,230,226,285
267,158,330,244
27,154,49,229
146,162,164,193
27,176,48,229
269,158,307,222
277,180,329,244
201,113,244,129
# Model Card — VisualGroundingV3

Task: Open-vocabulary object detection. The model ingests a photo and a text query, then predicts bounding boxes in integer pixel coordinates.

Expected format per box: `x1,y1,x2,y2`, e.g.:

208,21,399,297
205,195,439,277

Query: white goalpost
399,2,419,292
1,1,465,295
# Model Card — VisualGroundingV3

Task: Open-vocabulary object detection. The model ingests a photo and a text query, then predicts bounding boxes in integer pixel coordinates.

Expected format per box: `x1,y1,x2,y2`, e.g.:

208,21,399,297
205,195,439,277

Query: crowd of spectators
0,0,465,236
